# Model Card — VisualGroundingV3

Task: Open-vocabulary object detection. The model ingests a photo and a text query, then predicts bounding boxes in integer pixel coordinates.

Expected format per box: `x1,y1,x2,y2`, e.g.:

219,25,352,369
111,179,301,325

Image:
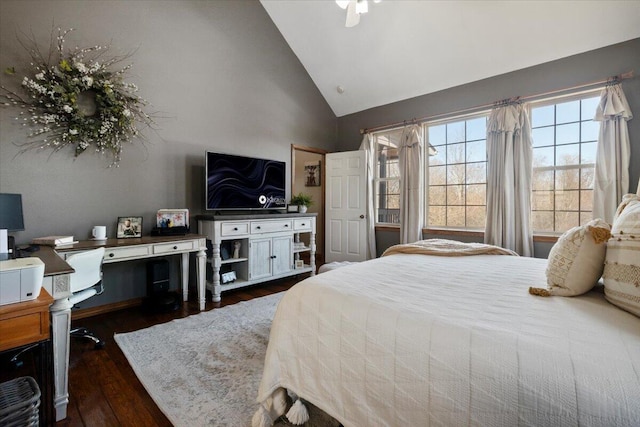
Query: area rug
115,292,339,427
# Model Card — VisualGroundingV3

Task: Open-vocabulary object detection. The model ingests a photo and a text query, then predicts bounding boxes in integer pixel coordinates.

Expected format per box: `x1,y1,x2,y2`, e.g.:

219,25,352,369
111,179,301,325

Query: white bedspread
256,254,640,426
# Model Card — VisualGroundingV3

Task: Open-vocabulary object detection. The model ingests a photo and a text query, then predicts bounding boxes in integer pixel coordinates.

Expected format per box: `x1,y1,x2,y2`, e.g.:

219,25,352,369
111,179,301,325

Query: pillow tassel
252,405,273,427
272,388,288,417
529,287,551,297
286,398,310,425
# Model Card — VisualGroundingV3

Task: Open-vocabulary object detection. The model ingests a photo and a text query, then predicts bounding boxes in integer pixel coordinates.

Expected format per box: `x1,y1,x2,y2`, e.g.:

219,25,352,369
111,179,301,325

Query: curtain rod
360,70,634,135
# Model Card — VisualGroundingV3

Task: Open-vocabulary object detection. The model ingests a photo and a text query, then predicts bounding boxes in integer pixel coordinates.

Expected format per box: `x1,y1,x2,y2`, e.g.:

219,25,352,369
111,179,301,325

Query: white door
325,151,368,263
249,238,272,280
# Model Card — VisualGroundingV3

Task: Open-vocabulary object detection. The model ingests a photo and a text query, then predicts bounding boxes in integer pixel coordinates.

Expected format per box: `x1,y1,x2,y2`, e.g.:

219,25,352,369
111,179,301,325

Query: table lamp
0,193,25,260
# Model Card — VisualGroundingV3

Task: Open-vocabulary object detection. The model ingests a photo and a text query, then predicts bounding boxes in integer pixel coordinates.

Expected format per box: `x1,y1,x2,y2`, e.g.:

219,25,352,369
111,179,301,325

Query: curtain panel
399,124,424,244
485,103,534,256
592,83,633,223
359,133,377,259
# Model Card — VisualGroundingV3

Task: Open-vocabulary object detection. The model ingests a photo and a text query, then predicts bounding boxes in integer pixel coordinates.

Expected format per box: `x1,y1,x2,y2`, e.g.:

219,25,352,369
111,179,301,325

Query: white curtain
359,133,377,259
592,83,633,223
485,103,534,256
398,124,424,244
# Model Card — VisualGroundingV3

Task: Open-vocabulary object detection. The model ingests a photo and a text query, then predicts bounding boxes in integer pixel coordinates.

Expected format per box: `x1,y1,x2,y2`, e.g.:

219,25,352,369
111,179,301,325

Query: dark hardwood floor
1,278,301,426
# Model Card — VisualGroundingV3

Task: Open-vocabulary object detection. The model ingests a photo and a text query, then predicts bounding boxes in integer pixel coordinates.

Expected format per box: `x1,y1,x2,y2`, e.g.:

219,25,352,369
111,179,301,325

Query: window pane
466,184,485,205
533,146,554,167
429,125,446,146
532,105,554,127
555,211,579,231
556,190,579,211
533,170,554,191
581,189,593,211
429,206,446,227
580,167,594,189
384,194,400,210
466,117,486,141
556,143,580,166
580,212,592,226
556,168,580,190
428,186,446,205
447,143,465,164
466,206,485,228
466,162,486,184
532,191,554,210
581,120,599,142
429,146,446,166
556,100,580,124
447,206,465,227
532,211,554,232
532,126,554,147
556,123,580,145
466,140,486,162
447,185,465,205
447,122,465,143
581,96,600,119
580,142,597,164
447,164,465,185
429,165,446,185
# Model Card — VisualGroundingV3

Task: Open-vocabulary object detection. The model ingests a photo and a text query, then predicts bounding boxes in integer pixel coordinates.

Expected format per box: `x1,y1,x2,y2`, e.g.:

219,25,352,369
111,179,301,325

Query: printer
0,257,45,306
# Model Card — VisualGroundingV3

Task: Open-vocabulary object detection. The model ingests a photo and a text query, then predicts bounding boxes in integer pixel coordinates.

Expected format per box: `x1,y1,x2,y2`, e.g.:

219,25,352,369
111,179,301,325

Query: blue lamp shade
0,193,25,231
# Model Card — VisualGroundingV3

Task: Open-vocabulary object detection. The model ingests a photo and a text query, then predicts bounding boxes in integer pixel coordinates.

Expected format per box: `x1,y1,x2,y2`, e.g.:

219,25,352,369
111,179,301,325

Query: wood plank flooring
1,278,300,426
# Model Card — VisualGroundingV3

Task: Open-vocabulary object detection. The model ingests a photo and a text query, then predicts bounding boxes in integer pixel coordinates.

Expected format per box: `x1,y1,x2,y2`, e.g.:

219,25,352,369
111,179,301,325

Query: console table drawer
294,219,312,231
251,220,292,234
154,241,195,254
104,246,151,261
221,222,250,236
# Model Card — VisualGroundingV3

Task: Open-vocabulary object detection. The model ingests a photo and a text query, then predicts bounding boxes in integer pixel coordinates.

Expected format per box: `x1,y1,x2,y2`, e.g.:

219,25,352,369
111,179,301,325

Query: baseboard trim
72,298,145,320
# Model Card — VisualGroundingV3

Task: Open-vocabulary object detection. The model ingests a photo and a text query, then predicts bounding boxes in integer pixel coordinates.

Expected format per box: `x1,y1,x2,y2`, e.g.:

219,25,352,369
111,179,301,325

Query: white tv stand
197,213,316,302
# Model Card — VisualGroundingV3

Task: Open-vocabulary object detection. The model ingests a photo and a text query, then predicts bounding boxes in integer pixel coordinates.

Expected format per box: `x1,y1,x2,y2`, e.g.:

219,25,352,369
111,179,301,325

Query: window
425,115,488,229
530,93,600,233
373,129,402,224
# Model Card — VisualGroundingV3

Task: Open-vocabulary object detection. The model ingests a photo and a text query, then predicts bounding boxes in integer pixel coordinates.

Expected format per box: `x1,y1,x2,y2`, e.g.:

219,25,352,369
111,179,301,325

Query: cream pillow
604,192,640,317
530,218,611,297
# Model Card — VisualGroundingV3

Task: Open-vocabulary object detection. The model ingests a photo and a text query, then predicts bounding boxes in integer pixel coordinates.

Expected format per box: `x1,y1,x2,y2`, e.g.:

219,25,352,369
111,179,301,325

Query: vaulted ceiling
260,0,640,117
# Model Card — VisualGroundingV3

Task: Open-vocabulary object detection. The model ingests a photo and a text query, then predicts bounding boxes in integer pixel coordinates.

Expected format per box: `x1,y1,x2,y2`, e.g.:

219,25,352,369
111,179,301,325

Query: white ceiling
260,0,640,117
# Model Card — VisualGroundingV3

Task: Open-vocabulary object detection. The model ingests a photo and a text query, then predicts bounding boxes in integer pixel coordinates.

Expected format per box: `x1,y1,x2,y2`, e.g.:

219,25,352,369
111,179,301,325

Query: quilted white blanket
256,254,640,426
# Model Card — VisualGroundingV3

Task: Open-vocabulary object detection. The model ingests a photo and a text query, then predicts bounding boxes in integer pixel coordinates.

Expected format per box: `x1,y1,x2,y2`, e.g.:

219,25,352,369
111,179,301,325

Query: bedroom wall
337,38,640,258
0,0,337,307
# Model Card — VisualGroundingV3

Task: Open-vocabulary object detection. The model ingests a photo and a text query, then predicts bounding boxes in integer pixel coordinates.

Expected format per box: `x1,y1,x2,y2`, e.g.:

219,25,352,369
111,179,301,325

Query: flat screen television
206,151,287,211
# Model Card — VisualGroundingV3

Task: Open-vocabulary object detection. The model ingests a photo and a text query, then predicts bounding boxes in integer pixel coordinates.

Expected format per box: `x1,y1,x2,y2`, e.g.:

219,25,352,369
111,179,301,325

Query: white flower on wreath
35,72,45,80
62,105,73,113
69,129,78,135
74,62,88,73
82,76,93,87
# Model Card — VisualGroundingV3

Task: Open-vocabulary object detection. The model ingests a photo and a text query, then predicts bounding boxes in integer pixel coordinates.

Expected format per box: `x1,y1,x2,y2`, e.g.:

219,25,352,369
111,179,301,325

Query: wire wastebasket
0,376,41,427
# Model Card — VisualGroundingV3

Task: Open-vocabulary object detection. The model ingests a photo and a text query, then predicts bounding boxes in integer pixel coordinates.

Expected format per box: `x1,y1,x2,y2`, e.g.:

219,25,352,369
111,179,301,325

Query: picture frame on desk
116,216,142,238
287,205,299,213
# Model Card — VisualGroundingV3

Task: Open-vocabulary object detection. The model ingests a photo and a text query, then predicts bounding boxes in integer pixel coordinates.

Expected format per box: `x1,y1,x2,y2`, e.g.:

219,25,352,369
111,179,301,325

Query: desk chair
67,247,106,349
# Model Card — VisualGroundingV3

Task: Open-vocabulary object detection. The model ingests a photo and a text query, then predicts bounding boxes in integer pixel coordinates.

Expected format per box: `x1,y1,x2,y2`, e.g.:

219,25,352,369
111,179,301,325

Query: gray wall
0,0,337,306
339,38,640,257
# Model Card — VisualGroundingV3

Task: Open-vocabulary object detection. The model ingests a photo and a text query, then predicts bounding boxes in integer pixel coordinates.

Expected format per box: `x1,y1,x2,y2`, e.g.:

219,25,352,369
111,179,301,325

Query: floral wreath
1,28,155,166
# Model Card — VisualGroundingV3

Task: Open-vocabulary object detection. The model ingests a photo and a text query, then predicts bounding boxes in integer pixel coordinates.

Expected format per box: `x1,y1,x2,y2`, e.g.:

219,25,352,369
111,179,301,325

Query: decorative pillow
603,192,640,317
529,219,611,297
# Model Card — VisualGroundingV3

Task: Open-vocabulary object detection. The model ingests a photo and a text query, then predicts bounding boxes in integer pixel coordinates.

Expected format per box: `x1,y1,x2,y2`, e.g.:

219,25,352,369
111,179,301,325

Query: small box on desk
0,258,44,306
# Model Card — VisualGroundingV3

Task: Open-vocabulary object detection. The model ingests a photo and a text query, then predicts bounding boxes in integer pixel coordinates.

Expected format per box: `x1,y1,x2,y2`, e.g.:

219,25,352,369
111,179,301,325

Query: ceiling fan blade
345,1,360,27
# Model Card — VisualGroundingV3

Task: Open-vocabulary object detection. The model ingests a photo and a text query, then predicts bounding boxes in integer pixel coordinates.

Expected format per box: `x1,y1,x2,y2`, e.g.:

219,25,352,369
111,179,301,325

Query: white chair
67,247,106,349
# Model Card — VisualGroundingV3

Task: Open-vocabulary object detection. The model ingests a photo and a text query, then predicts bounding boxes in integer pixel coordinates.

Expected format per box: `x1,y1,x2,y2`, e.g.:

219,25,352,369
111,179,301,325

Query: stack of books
32,235,77,247
293,241,307,250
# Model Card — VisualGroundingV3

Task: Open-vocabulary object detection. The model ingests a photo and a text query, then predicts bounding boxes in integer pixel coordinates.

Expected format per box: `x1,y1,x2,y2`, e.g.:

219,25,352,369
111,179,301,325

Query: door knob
359,214,365,219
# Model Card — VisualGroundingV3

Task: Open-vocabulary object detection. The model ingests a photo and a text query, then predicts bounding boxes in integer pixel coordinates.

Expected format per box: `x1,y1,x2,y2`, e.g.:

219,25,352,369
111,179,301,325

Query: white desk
37,234,207,422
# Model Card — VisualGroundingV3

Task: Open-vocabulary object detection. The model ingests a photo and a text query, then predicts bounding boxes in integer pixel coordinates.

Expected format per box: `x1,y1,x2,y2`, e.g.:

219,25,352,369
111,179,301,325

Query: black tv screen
206,152,287,211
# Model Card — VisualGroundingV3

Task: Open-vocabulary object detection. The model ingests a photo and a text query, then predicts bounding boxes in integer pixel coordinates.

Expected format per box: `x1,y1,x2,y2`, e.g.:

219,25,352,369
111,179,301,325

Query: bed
253,244,640,427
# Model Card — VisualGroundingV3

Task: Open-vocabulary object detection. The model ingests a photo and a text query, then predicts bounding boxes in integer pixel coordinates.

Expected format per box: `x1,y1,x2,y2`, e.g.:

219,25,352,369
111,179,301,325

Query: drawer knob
270,255,277,259
284,224,289,227
233,227,238,231
109,253,115,258
173,245,178,250
301,223,305,226
257,226,261,229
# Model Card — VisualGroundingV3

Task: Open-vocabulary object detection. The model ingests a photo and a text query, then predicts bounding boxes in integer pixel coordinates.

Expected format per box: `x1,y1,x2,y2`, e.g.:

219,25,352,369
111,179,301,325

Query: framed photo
287,205,299,213
304,161,320,187
295,260,305,269
156,209,189,229
117,216,143,238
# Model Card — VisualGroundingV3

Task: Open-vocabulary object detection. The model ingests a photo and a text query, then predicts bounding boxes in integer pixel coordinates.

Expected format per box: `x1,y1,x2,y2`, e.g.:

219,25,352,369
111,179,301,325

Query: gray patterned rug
114,292,338,427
